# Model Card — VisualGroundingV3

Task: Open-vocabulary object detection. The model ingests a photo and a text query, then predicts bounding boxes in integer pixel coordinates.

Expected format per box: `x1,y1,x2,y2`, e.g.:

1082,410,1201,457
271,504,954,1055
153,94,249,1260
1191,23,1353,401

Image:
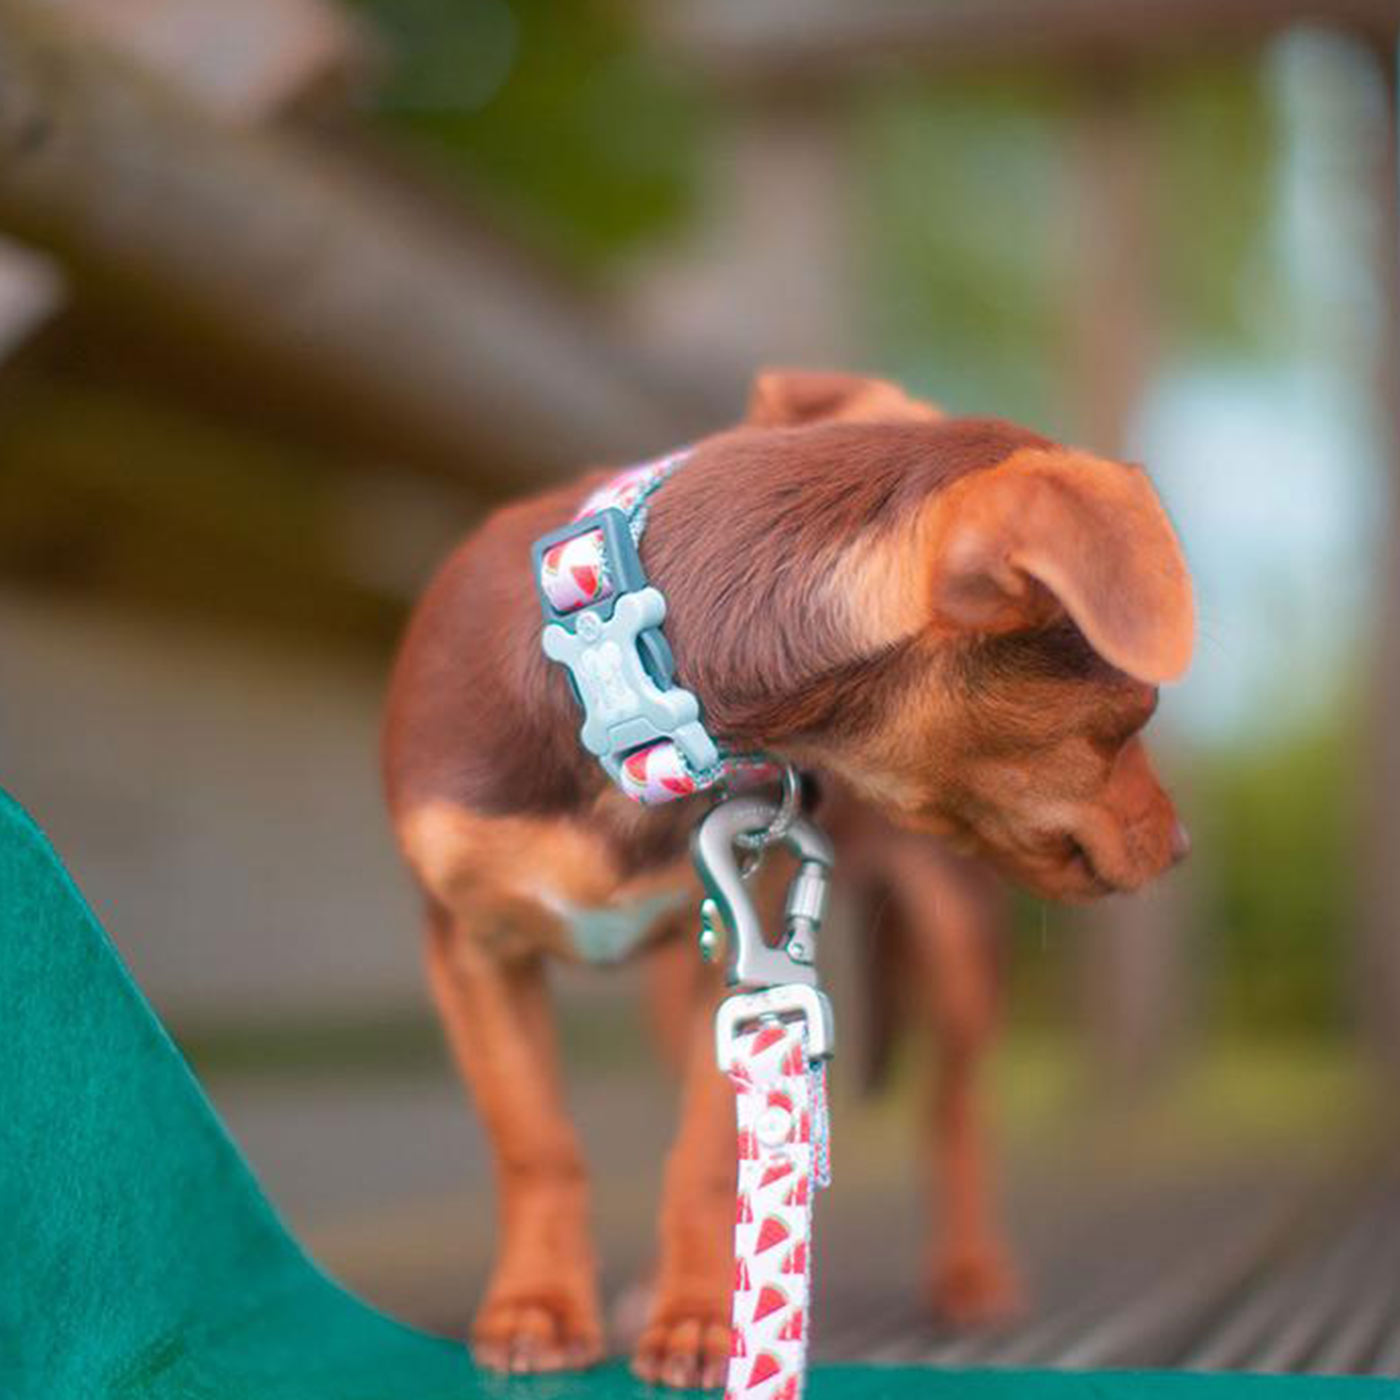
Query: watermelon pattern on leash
724,1019,831,1400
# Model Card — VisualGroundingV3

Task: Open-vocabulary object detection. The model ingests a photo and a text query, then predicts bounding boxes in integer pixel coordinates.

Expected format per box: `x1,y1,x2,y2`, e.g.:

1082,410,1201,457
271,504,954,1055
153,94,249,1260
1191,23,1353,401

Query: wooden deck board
813,1168,1400,1377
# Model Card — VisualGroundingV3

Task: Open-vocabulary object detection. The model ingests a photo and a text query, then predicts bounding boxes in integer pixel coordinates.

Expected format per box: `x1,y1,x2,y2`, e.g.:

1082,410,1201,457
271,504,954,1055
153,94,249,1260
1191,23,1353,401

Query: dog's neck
639,417,1046,750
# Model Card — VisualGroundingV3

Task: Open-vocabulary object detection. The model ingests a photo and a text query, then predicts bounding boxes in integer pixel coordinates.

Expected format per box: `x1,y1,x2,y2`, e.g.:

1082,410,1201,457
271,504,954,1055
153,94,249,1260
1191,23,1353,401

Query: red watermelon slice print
755,1215,790,1255
747,1352,782,1390
752,1284,787,1324
751,1024,787,1057
780,1241,807,1275
758,1160,794,1191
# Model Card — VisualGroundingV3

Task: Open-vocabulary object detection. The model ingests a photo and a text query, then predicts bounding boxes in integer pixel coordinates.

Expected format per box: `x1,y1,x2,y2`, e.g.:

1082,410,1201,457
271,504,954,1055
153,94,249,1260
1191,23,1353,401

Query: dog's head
736,370,1194,901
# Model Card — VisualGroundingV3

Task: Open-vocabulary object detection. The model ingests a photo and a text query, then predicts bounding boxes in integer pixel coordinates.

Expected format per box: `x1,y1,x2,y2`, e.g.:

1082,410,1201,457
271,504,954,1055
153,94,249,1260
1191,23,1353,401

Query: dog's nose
1170,820,1192,865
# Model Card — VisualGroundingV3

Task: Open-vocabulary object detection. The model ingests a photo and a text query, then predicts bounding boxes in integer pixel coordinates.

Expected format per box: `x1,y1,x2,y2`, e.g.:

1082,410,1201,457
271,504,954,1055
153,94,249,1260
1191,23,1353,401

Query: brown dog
382,371,1194,1385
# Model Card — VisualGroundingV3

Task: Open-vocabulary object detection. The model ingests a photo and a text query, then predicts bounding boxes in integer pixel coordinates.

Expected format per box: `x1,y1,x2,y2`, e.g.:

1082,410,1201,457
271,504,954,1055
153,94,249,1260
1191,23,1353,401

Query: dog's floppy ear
928,449,1194,683
748,368,944,427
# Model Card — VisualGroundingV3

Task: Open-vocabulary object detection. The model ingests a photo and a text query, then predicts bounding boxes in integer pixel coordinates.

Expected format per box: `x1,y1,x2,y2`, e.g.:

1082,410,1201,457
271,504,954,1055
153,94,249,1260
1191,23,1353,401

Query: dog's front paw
632,1298,730,1390
472,1283,604,1374
929,1248,1026,1329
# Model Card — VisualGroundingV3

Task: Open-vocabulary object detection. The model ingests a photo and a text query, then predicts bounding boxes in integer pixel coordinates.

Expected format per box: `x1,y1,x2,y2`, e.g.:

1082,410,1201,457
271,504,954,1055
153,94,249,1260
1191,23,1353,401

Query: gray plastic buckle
532,508,645,628
535,508,719,778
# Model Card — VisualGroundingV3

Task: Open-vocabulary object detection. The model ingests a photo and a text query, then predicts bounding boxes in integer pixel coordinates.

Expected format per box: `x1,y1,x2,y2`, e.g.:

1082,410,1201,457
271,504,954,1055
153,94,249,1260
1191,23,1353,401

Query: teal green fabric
0,787,1392,1399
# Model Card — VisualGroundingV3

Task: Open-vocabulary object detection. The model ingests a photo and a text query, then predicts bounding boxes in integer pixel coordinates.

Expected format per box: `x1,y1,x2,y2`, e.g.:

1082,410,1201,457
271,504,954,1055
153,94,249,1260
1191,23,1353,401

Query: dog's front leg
635,861,791,1388
634,952,735,1389
425,905,603,1372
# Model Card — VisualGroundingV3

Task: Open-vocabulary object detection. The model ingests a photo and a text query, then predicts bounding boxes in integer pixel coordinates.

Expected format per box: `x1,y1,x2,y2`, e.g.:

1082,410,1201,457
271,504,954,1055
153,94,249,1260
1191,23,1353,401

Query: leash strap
699,802,836,1400
533,449,779,805
721,1018,831,1400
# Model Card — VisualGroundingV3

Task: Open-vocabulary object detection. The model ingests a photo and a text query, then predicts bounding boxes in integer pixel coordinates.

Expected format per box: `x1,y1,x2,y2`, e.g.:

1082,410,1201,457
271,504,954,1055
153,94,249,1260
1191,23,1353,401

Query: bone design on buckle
532,462,725,805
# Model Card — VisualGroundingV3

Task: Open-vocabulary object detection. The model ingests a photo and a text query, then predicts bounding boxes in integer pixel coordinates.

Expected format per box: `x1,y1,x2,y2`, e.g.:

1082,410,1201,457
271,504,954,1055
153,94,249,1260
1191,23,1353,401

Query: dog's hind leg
424,900,604,1372
886,840,1024,1328
633,857,791,1388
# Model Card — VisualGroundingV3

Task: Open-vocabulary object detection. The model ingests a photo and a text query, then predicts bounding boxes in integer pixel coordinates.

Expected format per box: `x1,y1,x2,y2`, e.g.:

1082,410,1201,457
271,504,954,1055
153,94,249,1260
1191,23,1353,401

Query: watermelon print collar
532,449,778,805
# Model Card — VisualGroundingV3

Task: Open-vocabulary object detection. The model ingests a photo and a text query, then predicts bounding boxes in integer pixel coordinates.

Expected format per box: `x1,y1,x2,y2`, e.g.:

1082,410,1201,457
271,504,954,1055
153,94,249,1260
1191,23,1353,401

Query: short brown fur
382,369,1194,1382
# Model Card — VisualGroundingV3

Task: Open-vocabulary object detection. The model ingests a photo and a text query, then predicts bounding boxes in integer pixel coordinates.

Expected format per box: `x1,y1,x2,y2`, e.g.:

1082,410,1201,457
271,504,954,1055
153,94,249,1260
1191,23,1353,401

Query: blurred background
2,0,1399,1377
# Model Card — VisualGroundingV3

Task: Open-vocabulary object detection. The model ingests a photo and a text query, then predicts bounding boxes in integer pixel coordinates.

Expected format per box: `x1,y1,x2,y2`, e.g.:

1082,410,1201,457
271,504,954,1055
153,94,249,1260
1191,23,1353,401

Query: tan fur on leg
425,906,603,1371
634,860,791,1386
885,842,1024,1327
633,958,735,1389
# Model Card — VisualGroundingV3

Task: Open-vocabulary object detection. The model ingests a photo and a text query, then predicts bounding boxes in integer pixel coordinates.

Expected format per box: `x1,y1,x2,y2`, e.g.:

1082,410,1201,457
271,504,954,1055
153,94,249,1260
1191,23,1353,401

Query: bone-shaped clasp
541,588,718,774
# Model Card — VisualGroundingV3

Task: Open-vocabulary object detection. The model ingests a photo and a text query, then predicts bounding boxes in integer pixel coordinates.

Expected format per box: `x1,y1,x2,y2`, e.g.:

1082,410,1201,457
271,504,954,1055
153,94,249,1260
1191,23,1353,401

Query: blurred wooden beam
667,0,1400,89
620,94,861,396
1064,72,1192,1086
1358,36,1400,1070
45,0,372,124
1063,75,1159,456
0,0,707,492
0,232,63,360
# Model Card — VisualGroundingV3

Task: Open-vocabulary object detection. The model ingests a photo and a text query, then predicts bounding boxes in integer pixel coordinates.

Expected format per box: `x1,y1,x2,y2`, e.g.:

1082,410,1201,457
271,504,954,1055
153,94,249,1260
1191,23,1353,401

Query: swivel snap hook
691,791,834,990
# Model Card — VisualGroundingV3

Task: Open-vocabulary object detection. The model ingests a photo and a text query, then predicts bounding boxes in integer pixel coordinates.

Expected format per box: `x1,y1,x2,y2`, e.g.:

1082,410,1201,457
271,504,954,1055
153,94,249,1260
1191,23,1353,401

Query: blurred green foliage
1005,700,1360,1042
856,73,1066,430
1197,698,1360,1036
1153,65,1278,353
350,0,700,272
856,63,1276,433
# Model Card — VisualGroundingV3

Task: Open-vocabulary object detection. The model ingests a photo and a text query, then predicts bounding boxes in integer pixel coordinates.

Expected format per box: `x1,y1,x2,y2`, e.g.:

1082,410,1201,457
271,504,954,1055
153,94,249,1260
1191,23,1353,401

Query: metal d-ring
733,761,801,870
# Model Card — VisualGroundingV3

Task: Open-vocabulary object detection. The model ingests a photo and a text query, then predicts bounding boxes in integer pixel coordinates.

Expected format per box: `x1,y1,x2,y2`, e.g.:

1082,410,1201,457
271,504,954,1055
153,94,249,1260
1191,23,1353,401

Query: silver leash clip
692,787,836,1064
